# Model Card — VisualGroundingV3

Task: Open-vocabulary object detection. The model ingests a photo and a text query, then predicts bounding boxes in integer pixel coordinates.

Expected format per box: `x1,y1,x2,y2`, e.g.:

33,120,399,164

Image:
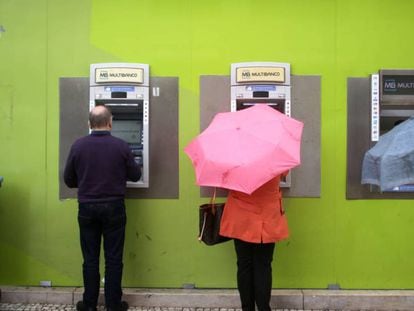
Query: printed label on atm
236,67,285,83
95,67,144,84
246,85,277,91
104,86,136,92
382,75,414,95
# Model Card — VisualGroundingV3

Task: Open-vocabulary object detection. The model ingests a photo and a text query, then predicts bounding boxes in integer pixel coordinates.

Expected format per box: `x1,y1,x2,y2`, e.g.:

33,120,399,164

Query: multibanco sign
383,75,414,95
236,66,285,83
95,67,144,84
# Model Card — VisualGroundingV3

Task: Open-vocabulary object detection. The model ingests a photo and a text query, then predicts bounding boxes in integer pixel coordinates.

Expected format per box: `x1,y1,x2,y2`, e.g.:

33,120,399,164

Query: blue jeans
234,239,275,311
78,200,126,308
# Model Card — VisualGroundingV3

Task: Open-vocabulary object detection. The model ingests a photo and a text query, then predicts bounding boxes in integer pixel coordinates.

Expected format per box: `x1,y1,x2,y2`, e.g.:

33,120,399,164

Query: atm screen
380,116,408,135
111,120,142,146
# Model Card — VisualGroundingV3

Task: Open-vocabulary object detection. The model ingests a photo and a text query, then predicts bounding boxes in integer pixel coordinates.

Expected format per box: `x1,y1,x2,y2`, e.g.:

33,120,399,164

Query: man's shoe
76,300,98,311
106,300,129,311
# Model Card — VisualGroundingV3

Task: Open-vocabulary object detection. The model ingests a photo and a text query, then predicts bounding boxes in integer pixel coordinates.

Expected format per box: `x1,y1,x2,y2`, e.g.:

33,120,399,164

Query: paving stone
0,304,380,311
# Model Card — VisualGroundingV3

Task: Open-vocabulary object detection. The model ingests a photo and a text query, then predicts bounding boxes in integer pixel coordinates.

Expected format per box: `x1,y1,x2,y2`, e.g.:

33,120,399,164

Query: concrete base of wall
2,287,414,310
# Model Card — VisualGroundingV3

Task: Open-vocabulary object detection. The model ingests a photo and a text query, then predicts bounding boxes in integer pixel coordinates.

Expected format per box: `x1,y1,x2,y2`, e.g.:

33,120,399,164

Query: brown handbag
198,188,231,245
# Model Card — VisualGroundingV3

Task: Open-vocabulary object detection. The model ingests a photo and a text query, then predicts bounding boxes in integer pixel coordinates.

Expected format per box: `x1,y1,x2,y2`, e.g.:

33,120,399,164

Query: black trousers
234,239,276,311
78,200,126,309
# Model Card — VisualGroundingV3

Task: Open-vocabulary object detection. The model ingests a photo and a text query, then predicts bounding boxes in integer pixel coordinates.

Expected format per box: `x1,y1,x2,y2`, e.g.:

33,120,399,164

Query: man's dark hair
89,105,112,129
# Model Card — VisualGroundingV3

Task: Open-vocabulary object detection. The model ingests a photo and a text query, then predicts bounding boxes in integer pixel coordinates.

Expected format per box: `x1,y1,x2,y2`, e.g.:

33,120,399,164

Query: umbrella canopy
361,116,414,191
184,104,304,194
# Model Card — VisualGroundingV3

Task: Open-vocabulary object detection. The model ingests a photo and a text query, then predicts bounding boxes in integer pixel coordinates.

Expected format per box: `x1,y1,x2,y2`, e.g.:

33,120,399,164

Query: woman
220,174,289,311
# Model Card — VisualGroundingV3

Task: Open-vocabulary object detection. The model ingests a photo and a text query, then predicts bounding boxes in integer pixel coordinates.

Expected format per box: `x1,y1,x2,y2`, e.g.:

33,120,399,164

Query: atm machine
230,62,292,187
370,69,414,192
89,63,149,188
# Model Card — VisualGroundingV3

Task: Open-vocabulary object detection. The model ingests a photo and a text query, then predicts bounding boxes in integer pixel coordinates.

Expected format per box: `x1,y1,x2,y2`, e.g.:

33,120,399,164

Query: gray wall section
126,77,179,198
346,77,414,199
284,75,321,198
199,76,231,198
59,77,179,200
59,78,89,199
200,76,231,131
199,75,321,198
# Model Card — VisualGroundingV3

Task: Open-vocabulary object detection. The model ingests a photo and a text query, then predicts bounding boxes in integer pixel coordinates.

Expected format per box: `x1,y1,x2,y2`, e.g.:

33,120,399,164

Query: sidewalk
0,305,314,311
2,287,414,310
0,305,324,311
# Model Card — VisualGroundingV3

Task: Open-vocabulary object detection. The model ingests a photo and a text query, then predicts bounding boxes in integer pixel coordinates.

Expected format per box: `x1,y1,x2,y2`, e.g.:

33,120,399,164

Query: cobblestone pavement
0,307,295,311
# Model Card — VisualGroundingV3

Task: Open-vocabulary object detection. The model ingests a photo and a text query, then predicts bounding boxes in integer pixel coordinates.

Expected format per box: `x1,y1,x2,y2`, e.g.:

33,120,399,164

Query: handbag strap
209,187,217,203
198,212,207,242
198,187,217,242
210,187,217,215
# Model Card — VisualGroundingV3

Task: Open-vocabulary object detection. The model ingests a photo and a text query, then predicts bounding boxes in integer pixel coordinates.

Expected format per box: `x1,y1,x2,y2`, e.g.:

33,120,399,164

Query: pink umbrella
184,104,303,194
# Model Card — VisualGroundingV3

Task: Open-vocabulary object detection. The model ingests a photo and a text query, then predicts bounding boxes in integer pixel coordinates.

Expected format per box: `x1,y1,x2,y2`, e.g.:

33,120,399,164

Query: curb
2,287,414,310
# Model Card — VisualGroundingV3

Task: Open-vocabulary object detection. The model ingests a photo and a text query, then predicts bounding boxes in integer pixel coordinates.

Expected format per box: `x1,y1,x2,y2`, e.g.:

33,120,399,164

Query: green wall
1,0,414,289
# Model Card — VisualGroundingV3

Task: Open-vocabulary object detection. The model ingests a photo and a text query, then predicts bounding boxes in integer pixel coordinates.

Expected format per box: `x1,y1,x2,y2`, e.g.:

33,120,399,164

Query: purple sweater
64,131,141,203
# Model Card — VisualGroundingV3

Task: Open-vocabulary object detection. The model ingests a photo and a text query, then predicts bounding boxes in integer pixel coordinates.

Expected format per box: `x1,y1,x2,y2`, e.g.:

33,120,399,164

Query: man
64,105,141,311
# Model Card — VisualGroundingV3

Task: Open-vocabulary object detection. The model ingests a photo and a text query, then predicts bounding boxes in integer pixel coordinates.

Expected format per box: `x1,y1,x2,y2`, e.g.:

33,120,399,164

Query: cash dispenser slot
111,91,127,98
253,91,269,98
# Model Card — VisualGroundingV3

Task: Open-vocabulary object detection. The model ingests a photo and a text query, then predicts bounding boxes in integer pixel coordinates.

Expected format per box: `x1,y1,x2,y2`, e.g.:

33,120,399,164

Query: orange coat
219,175,289,243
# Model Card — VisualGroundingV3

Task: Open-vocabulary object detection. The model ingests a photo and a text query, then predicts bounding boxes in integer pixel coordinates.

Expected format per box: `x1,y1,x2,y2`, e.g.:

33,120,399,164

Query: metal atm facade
369,69,414,192
89,63,149,188
230,62,292,187
371,70,414,139
231,62,291,115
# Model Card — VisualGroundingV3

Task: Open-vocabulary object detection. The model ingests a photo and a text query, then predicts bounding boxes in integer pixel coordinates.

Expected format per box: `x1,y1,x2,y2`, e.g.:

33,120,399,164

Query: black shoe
106,300,129,311
76,300,98,311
